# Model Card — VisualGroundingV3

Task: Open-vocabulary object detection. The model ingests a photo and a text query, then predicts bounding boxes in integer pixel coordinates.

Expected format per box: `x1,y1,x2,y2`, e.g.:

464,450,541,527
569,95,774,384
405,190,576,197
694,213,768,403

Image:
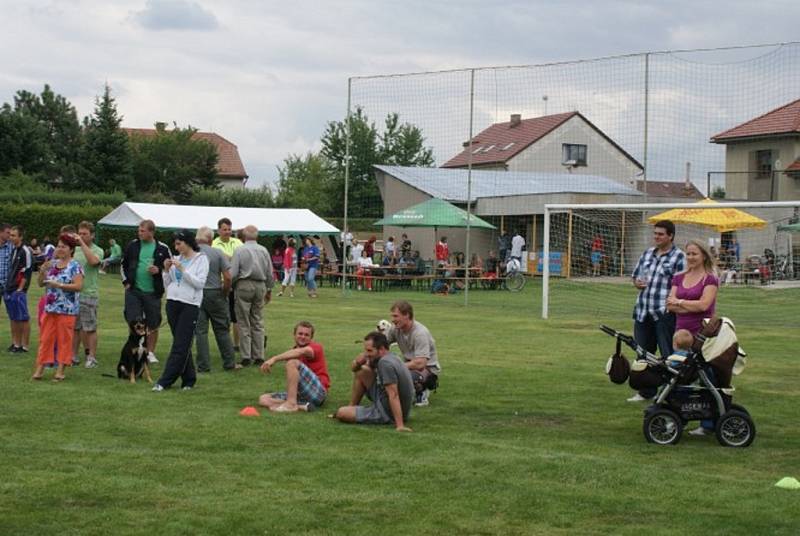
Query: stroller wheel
643,408,683,445
715,410,756,447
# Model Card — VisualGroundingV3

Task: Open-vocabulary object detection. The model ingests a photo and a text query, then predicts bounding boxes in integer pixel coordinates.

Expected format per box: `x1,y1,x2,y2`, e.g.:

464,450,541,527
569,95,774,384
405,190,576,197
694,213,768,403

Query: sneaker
152,384,164,392
414,389,430,407
147,352,159,364
253,358,265,366
19,347,29,353
7,344,17,353
85,358,98,369
71,356,81,366
181,386,193,391
99,270,106,275
689,426,713,436
626,393,651,402
240,358,252,367
277,292,283,296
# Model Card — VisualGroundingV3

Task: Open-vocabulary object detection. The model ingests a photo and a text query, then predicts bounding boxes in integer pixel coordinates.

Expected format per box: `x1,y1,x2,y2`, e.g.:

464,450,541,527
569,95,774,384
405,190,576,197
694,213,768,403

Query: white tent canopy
98,202,339,235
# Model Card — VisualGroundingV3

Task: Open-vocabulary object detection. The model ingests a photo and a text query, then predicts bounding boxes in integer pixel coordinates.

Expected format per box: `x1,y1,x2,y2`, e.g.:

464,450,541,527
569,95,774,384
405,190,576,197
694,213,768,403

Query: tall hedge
0,203,114,241
0,190,125,206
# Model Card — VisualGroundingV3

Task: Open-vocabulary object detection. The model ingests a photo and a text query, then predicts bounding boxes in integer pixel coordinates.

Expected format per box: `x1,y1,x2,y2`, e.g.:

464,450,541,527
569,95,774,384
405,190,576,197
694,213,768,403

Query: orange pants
37,313,77,366
356,268,373,290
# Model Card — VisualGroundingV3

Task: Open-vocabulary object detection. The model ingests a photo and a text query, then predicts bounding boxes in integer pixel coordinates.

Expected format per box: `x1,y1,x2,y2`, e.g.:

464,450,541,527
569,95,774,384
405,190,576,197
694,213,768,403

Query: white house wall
505,115,642,186
723,137,800,200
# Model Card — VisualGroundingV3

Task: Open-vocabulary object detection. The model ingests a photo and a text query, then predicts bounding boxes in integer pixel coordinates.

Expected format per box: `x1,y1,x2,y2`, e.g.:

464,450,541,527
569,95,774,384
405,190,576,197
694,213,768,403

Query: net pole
542,207,551,319
642,52,650,201
566,209,573,278
619,210,626,277
464,68,475,306
340,78,352,295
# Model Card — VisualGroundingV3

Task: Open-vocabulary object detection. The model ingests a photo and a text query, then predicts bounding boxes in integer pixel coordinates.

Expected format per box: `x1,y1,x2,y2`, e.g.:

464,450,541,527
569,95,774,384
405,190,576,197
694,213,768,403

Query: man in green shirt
212,218,243,351
72,221,104,368
99,239,122,274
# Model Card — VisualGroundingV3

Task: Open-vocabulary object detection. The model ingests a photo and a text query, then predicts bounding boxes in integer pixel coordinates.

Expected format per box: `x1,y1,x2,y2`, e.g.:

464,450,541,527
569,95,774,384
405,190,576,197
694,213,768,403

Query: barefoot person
258,321,330,412
334,331,414,432
32,234,84,382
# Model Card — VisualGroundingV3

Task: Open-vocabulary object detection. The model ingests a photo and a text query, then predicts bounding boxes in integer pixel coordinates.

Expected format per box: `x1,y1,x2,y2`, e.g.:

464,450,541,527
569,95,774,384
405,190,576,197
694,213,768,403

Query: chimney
510,114,521,128
684,161,692,196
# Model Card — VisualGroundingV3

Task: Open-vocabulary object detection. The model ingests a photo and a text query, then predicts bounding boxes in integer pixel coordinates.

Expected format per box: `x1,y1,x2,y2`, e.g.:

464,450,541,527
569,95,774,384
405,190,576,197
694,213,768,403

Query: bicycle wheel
505,272,526,292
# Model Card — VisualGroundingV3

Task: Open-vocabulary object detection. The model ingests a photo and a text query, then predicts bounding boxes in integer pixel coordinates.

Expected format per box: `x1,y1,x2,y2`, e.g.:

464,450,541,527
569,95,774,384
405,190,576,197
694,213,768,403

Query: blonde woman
666,239,719,335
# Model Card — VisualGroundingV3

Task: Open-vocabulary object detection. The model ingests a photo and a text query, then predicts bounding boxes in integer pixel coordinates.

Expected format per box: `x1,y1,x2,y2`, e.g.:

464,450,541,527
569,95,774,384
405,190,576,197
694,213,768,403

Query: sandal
52,375,66,382
271,403,298,413
31,375,43,381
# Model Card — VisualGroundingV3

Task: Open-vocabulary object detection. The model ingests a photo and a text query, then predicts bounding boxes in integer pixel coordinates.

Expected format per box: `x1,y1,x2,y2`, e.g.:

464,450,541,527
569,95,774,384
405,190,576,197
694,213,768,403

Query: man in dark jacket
5,225,33,353
121,219,171,363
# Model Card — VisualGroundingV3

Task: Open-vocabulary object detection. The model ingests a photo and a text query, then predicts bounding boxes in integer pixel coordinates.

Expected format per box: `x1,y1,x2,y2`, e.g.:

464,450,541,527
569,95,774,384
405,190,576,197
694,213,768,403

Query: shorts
124,288,162,329
267,362,327,407
4,290,30,322
228,290,237,323
410,369,438,393
354,382,392,425
591,251,602,265
74,296,98,332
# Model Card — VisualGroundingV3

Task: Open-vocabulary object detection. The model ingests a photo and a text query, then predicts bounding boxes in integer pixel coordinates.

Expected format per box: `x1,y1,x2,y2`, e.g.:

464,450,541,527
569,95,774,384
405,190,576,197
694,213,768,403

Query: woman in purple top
667,239,719,436
667,240,719,335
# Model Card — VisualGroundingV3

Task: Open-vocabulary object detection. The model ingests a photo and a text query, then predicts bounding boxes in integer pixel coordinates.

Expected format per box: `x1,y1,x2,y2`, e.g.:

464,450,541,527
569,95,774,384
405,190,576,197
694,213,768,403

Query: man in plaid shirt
0,224,13,306
629,220,685,401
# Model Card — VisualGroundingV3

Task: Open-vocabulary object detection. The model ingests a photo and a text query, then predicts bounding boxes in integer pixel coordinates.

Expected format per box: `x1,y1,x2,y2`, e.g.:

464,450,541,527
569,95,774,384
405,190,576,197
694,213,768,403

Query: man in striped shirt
629,220,685,402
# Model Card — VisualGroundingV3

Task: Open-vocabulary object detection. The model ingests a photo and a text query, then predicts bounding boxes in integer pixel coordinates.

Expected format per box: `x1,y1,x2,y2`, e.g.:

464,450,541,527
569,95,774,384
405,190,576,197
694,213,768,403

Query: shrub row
0,203,115,242
0,190,126,207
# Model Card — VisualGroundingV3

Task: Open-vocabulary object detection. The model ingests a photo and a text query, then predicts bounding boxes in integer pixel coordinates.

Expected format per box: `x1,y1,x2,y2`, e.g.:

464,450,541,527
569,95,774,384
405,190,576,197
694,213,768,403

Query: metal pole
566,209,573,278
619,211,626,277
340,78,352,294
464,69,475,306
642,53,650,201
707,171,712,198
542,208,551,319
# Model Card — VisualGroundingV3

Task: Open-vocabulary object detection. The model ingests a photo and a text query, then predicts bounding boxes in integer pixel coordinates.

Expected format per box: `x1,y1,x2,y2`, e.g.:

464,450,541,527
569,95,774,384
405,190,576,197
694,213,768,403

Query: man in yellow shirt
212,218,243,351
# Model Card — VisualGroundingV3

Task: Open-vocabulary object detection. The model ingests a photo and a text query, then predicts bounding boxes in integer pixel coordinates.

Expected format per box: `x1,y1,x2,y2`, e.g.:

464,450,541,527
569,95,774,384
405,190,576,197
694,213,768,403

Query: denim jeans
305,266,317,291
633,312,676,398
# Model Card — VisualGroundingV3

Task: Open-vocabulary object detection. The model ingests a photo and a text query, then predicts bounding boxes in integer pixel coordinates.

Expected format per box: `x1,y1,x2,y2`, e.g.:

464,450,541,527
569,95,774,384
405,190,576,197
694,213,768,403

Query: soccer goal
540,200,800,327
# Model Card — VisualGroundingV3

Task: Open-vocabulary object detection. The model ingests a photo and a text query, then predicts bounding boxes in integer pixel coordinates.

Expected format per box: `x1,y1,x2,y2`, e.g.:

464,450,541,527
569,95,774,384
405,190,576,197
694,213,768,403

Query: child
667,329,694,368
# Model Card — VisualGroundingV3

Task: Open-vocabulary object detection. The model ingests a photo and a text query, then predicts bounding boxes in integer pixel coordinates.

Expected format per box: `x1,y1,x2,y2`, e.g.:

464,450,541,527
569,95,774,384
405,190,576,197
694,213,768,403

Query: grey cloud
133,0,218,31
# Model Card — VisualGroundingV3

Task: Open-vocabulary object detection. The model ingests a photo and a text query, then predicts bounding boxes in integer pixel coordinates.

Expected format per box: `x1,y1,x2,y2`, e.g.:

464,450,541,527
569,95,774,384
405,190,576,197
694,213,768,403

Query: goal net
541,201,800,332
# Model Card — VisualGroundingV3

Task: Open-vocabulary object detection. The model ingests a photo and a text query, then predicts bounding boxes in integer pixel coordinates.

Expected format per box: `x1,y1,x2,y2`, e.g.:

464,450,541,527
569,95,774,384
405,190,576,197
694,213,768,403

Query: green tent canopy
374,198,495,230
777,222,800,232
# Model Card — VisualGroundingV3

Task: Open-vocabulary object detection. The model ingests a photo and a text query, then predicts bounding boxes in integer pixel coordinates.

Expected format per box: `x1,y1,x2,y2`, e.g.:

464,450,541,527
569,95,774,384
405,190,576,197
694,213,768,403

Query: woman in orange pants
32,234,84,382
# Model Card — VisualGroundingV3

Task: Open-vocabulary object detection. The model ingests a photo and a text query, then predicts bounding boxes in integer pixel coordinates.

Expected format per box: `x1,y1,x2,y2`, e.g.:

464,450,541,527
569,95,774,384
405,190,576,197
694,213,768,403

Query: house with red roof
442,112,643,186
711,98,800,201
124,126,249,189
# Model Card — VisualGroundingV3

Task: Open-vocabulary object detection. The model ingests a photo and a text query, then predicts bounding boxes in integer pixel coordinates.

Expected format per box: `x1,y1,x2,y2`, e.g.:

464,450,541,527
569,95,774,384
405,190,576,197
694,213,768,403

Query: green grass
2,276,799,535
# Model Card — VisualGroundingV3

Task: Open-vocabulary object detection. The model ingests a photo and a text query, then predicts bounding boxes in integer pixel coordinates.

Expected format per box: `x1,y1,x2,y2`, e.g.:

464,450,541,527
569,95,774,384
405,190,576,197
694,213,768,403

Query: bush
0,203,114,241
189,186,276,208
323,217,379,233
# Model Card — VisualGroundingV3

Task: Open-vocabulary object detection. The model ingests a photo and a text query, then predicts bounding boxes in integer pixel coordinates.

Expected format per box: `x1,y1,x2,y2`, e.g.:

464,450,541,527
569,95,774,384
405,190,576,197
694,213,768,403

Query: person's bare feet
271,402,299,413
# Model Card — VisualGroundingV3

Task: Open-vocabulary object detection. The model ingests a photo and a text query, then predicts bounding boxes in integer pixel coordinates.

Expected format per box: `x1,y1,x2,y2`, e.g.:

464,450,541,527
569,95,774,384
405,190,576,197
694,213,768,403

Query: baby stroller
601,318,755,447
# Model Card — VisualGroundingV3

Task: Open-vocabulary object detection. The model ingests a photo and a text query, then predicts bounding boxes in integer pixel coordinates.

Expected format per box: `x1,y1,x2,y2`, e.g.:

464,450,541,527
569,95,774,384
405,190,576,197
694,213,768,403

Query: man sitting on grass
333,331,413,432
385,300,441,406
258,321,330,412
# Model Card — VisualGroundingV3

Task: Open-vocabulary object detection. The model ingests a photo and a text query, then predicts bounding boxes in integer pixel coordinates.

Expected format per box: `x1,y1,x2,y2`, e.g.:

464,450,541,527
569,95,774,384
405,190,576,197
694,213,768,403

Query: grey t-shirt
199,244,230,290
376,353,415,421
386,320,441,374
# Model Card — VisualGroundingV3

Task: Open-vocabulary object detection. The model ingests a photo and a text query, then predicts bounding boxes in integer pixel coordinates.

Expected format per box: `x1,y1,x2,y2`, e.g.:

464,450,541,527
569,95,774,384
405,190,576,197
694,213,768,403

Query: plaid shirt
632,245,685,322
0,240,13,291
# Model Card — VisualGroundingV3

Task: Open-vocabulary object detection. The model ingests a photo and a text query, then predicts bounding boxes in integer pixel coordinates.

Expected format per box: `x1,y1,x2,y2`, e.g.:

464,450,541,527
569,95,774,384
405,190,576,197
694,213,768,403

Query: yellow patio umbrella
647,198,767,232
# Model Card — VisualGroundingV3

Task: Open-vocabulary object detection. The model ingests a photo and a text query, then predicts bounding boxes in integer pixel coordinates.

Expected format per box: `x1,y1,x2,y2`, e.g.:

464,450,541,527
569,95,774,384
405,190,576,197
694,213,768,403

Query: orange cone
239,406,260,417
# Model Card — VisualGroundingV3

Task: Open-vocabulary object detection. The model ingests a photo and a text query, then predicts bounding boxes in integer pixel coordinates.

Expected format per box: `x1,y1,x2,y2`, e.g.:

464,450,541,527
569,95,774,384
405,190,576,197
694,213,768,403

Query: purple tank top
674,272,718,334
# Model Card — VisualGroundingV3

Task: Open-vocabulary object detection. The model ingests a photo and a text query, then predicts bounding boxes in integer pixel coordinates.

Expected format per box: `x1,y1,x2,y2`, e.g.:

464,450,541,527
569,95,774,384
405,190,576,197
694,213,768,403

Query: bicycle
503,258,526,292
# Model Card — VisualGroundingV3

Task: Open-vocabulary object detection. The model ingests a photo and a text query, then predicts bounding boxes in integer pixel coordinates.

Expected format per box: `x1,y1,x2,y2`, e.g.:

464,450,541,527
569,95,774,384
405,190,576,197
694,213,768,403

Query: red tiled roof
441,112,642,170
123,128,248,178
636,180,703,199
711,98,800,142
786,159,800,172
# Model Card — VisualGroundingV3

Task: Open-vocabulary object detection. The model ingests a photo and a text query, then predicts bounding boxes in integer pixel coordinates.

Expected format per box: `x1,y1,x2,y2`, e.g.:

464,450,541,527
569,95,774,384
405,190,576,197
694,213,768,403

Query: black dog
117,319,153,384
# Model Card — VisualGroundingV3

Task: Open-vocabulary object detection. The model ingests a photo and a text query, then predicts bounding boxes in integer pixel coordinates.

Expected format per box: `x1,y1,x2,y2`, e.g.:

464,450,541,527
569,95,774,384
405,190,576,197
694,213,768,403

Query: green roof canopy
374,198,496,230
777,222,800,232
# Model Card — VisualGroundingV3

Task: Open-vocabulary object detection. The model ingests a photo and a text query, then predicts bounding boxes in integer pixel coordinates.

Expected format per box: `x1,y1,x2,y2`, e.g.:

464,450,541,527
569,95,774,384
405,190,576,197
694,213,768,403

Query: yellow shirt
212,236,243,258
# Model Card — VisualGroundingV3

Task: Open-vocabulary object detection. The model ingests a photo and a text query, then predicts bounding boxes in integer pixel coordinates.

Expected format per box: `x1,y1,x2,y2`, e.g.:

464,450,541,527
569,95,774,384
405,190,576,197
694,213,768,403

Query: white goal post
542,200,800,319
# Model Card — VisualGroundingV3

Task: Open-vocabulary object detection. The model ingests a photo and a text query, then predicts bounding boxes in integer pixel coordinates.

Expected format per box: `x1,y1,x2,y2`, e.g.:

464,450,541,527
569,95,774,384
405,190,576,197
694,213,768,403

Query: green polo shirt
136,240,156,293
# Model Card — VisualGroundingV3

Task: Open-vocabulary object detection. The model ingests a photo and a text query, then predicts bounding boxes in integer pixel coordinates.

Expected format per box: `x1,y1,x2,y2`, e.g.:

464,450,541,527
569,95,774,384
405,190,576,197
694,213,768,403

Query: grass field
2,275,799,535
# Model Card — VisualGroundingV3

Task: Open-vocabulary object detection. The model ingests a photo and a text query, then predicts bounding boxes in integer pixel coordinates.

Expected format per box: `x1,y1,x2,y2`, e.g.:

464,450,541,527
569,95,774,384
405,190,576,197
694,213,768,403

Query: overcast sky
2,0,799,188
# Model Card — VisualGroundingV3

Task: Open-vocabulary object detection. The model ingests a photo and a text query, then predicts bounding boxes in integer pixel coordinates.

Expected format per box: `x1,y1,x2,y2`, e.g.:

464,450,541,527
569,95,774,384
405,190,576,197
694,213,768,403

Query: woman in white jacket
153,230,209,392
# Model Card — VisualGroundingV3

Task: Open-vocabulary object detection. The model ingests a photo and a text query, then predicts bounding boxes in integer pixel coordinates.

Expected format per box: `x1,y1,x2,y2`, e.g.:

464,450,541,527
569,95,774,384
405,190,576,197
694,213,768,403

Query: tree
9,84,82,185
320,107,434,218
79,85,133,194
275,152,336,214
0,103,50,176
129,123,219,203
711,185,726,199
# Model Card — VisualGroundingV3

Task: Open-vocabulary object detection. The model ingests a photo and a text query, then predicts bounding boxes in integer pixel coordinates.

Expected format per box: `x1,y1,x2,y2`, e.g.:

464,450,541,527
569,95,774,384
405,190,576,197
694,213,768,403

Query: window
562,144,587,166
755,150,773,179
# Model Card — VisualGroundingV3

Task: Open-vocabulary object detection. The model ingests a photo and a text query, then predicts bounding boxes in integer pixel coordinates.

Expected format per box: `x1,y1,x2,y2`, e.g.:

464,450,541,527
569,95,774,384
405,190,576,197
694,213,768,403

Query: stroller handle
599,325,639,351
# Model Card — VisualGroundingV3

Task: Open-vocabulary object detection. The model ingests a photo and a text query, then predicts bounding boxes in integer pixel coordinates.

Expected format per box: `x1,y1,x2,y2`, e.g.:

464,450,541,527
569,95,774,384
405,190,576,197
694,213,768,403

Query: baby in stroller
602,318,755,447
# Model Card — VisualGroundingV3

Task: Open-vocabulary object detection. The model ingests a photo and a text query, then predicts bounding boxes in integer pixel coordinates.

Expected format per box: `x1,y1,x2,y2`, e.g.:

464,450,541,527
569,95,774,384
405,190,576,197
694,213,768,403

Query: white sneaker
689,426,713,436
626,393,650,402
147,352,159,364
414,389,430,407
85,358,98,369
152,384,164,392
